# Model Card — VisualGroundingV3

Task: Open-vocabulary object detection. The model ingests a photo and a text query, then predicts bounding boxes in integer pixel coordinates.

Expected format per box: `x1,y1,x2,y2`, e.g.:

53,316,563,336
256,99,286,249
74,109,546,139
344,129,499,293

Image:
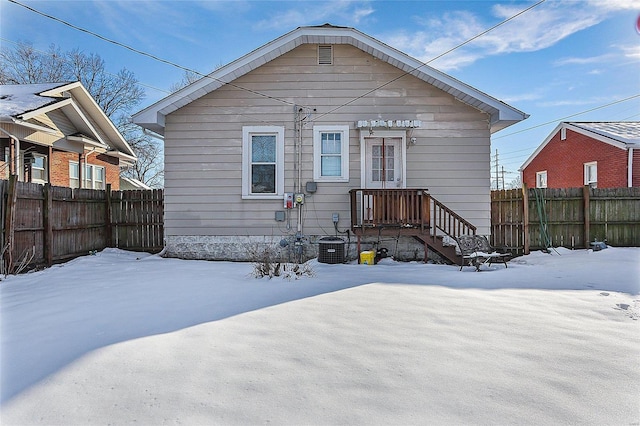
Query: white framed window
584,162,597,187
69,161,80,188
560,127,567,141
242,126,284,199
31,154,47,184
72,162,105,189
536,171,547,188
313,125,349,182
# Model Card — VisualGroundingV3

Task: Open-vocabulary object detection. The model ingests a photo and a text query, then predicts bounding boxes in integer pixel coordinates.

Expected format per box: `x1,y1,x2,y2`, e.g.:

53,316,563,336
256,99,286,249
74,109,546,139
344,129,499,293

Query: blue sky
2,0,639,185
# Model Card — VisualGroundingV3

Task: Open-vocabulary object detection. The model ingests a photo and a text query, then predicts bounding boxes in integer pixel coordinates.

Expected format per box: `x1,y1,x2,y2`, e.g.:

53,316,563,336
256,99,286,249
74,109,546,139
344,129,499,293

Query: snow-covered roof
569,122,640,146
120,176,152,190
0,82,71,119
133,24,528,135
520,121,640,171
0,81,136,160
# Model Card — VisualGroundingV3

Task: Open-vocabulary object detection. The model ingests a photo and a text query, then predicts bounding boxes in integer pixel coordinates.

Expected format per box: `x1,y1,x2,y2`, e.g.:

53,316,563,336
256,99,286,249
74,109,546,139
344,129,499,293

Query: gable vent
318,45,333,65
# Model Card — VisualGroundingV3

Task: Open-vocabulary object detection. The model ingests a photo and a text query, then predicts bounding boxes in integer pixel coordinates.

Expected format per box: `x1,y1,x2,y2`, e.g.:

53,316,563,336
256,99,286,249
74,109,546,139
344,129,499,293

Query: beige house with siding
133,24,528,263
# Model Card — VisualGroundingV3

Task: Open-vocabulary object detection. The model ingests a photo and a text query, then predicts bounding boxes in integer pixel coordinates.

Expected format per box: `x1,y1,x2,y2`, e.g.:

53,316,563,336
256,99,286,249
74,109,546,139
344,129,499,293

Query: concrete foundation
164,234,447,263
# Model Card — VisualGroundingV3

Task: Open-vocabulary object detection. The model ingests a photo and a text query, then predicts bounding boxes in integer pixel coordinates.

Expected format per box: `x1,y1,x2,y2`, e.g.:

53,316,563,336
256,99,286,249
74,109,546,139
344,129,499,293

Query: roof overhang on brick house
0,81,137,166
520,121,640,187
133,24,529,135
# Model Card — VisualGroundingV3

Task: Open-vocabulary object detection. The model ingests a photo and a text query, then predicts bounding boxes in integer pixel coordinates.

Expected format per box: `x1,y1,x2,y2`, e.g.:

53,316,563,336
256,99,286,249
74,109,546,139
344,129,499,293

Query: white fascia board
65,83,137,158
10,118,58,135
520,122,564,172
132,25,528,133
519,122,629,172
106,149,137,163
566,123,630,150
19,97,73,120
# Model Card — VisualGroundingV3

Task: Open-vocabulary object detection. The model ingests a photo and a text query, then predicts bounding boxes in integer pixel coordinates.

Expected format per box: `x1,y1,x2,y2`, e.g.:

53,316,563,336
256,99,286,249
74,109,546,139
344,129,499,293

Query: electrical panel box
294,193,305,205
284,193,294,209
332,213,339,223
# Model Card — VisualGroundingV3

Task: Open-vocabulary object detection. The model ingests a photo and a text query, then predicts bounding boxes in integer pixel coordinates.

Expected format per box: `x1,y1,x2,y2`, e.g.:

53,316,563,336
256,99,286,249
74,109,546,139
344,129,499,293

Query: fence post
105,184,113,248
43,183,53,266
3,175,17,268
522,184,529,255
583,185,590,248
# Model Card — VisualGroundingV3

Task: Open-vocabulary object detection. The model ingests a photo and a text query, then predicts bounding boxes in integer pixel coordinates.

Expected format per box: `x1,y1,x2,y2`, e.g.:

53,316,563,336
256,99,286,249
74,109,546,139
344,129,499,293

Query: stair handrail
429,195,476,240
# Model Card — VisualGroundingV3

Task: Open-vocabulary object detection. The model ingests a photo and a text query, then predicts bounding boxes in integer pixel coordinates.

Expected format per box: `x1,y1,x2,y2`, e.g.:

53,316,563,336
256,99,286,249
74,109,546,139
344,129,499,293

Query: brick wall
50,151,121,190
523,128,631,188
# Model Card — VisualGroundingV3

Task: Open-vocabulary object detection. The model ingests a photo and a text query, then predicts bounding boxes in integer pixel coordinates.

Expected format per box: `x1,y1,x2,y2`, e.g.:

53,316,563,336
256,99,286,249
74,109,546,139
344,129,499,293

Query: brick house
521,122,640,189
0,82,136,190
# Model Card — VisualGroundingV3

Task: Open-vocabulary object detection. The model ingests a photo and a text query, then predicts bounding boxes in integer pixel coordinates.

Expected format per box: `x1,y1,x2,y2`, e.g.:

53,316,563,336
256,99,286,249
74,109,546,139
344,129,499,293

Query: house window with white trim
70,161,80,188
31,154,47,184
242,126,284,199
584,162,597,187
74,163,106,189
313,125,349,182
536,171,547,188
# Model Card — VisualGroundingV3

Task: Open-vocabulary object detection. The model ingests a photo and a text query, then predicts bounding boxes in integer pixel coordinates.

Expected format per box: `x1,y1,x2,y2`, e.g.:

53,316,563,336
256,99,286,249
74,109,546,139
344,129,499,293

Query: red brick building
521,122,640,189
0,82,137,190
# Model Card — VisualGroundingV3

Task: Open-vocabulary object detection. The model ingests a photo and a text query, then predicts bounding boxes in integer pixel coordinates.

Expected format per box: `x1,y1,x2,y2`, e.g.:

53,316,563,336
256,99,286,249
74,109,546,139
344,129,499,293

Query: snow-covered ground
1,247,639,425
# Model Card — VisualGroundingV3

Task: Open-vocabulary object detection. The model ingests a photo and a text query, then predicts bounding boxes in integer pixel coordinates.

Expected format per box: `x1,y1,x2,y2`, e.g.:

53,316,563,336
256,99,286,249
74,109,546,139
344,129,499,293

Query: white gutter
143,128,164,140
628,147,634,188
11,118,59,135
0,127,20,177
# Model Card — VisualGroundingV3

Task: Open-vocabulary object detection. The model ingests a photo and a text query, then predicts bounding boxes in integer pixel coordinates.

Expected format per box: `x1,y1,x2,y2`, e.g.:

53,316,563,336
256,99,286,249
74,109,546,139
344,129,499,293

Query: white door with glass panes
363,137,404,189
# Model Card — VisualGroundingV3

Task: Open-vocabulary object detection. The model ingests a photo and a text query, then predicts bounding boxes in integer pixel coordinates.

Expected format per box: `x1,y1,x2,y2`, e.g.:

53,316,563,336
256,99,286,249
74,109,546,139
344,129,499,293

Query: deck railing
349,189,476,239
350,189,430,231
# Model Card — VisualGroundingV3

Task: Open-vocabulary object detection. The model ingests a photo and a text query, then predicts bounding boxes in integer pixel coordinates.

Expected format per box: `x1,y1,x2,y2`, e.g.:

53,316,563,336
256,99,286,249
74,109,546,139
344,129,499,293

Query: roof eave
132,25,528,133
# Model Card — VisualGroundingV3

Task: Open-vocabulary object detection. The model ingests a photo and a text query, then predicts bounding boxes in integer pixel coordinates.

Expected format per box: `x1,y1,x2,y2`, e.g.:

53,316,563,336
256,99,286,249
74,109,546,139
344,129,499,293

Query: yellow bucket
360,250,376,265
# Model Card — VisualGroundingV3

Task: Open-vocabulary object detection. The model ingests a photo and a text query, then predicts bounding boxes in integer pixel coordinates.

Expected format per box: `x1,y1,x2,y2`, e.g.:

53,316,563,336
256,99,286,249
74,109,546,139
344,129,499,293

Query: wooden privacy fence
491,186,640,255
1,177,163,269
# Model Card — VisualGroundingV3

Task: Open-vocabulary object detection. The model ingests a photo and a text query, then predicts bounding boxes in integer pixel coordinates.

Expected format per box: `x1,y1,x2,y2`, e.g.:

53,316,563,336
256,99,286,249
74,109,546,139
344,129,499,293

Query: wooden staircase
349,189,476,264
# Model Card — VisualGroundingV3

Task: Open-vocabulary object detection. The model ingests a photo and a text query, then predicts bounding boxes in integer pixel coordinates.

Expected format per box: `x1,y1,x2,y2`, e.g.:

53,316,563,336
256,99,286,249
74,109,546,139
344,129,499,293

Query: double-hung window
69,161,80,188
313,125,349,182
72,162,105,189
84,164,105,189
242,126,284,199
584,162,597,187
31,154,47,184
536,171,547,188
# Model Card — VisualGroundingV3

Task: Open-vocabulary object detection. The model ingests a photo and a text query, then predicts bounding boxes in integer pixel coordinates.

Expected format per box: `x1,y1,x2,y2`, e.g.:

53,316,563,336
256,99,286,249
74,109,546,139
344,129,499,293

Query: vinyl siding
164,43,492,237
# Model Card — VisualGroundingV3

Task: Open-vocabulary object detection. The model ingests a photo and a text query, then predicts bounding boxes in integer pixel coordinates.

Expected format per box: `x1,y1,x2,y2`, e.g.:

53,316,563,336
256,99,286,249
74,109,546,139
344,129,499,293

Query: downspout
0,127,20,178
628,147,633,188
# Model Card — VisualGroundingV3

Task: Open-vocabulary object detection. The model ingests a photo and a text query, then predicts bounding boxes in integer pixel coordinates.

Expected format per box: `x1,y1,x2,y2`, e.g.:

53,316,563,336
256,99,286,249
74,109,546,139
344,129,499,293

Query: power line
9,0,545,122
7,0,300,108
493,93,640,140
314,0,547,120
0,36,281,128
0,36,172,96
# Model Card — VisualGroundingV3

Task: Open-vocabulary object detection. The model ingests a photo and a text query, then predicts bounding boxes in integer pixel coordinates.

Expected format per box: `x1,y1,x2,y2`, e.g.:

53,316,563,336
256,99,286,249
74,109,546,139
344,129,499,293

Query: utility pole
494,149,499,190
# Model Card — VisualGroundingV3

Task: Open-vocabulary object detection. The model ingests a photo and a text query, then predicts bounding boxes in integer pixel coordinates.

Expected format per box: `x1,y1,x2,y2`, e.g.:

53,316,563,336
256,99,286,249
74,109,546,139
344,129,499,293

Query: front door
364,137,403,189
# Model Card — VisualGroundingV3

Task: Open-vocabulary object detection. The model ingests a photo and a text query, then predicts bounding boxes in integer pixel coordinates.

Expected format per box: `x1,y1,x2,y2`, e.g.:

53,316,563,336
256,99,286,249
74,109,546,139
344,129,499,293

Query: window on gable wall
242,126,284,199
313,125,349,182
536,171,547,188
584,162,597,187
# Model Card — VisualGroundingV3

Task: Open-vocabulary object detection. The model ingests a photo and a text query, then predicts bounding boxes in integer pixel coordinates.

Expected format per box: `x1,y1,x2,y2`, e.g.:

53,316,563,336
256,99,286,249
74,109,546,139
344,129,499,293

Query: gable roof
133,24,528,136
520,121,640,171
0,81,136,161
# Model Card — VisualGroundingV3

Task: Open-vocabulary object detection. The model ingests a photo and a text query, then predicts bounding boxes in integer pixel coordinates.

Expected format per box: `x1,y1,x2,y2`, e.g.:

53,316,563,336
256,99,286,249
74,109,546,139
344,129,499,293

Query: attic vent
318,45,333,65
560,127,566,140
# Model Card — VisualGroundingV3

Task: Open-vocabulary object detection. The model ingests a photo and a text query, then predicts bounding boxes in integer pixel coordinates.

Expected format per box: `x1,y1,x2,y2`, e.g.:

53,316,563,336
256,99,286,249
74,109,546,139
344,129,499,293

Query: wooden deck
349,188,477,263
